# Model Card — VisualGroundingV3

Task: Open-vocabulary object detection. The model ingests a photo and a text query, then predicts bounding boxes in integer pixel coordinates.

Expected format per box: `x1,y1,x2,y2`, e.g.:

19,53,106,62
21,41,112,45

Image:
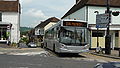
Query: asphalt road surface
0,46,98,68
0,43,119,68
0,54,98,68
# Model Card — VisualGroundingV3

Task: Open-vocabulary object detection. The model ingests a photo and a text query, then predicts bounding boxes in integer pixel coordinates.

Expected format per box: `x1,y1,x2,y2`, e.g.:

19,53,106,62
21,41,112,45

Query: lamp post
105,0,111,55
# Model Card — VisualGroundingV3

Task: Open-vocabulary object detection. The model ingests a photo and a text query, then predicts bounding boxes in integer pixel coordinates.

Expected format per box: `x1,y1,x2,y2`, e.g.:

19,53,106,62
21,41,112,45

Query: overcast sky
20,0,75,27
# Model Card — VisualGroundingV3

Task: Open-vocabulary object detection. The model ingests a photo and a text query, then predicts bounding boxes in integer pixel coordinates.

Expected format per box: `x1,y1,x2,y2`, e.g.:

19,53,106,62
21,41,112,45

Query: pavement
0,43,50,56
0,44,12,48
90,50,120,59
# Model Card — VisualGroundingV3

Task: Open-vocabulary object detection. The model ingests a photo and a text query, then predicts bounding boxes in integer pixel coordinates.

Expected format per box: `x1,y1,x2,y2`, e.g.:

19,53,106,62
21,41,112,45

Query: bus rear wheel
43,43,47,48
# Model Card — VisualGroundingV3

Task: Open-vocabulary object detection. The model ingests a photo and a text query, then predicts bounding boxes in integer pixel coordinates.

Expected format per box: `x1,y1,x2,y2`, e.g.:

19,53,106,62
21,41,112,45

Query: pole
105,0,111,55
94,11,99,48
97,28,99,47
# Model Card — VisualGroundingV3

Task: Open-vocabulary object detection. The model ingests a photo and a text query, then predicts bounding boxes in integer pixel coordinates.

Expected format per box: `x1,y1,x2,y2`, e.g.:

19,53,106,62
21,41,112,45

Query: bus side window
56,27,60,38
51,28,54,39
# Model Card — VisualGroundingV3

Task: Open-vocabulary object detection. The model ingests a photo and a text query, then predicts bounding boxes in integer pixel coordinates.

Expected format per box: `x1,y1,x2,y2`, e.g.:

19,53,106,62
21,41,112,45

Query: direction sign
96,13,111,28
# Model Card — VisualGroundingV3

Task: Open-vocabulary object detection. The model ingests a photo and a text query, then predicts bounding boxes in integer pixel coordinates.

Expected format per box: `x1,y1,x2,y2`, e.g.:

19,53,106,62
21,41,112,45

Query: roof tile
0,1,20,12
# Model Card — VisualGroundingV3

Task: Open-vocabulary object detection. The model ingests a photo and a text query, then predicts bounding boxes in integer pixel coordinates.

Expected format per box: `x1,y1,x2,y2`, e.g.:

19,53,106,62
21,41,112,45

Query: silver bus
44,19,89,53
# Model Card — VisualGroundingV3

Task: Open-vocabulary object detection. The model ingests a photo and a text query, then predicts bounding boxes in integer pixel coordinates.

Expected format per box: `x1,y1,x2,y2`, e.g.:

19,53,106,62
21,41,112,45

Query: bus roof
61,19,87,23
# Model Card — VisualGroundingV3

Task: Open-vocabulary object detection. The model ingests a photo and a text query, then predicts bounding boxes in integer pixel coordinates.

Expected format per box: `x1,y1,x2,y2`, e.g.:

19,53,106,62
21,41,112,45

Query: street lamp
105,0,111,55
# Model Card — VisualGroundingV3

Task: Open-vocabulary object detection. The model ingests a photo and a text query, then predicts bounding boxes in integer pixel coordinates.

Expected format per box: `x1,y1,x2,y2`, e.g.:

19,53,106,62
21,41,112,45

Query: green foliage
21,31,28,35
20,27,32,32
11,42,17,48
20,37,29,44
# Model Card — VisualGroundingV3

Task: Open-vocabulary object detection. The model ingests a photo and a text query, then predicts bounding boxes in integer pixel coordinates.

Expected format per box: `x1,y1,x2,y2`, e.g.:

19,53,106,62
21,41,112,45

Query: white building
34,17,60,42
0,0,21,43
62,0,120,49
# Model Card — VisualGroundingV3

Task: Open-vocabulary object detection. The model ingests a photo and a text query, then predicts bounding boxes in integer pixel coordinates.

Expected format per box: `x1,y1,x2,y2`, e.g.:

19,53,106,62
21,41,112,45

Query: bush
11,42,17,48
20,37,29,44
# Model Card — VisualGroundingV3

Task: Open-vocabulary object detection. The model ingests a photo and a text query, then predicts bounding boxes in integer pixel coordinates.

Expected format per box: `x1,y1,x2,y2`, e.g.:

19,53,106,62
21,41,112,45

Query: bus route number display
63,21,87,27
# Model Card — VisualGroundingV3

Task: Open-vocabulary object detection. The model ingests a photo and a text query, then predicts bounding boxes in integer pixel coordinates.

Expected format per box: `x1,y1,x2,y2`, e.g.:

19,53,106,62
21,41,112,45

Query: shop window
115,31,118,37
92,31,105,37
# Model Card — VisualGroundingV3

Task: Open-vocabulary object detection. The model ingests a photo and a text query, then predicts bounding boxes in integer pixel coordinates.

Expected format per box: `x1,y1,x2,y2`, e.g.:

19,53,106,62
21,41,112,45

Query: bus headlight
61,45,67,49
85,44,90,48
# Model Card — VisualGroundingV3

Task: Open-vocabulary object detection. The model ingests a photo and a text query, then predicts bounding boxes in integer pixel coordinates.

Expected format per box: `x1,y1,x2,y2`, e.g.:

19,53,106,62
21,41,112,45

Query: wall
35,28,44,35
35,28,39,35
2,12,20,43
64,7,86,21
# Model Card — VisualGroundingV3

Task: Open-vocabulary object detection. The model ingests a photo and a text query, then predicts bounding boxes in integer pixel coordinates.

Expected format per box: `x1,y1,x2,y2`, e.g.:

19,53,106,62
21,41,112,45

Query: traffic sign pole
95,11,99,49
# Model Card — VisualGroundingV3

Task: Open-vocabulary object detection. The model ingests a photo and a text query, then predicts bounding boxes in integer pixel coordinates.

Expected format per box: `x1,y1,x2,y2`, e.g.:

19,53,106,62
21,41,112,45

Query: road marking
7,51,50,57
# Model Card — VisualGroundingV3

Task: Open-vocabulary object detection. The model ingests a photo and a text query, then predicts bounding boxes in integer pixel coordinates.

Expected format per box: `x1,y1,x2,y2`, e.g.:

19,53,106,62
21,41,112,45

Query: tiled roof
62,0,120,19
87,0,120,7
0,0,20,12
35,17,60,28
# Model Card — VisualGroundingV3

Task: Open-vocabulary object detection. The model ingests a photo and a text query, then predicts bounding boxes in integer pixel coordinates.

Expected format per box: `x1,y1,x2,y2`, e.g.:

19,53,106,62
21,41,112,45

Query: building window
0,13,2,21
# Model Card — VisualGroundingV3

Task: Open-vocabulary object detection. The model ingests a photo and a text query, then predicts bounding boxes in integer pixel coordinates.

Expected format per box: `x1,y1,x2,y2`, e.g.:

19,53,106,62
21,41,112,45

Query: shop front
0,23,12,44
89,24,120,50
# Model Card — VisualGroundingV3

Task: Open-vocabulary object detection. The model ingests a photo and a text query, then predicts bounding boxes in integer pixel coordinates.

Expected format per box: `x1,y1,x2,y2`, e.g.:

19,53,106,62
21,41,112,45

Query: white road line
6,51,50,56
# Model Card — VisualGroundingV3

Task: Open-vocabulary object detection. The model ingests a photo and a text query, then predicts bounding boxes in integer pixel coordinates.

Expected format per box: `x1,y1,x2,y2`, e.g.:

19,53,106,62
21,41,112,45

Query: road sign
96,13,111,28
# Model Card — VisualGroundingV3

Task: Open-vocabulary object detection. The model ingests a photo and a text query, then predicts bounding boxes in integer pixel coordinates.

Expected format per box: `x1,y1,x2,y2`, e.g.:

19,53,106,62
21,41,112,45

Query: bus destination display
63,21,87,27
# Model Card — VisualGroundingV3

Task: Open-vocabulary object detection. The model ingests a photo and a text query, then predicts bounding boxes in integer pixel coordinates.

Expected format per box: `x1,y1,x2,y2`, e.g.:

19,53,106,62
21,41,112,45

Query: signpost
96,13,111,50
96,13,111,28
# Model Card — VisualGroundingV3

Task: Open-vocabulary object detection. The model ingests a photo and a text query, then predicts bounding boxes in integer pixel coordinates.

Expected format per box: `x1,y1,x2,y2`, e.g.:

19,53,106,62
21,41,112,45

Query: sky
20,0,75,27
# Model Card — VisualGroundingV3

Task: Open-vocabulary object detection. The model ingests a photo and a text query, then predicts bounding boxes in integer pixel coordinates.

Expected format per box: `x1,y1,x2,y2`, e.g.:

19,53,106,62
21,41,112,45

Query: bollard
119,49,120,57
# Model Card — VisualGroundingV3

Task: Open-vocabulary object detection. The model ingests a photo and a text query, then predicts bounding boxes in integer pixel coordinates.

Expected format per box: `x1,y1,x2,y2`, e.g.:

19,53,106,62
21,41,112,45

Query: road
0,43,119,68
0,54,98,68
0,48,98,68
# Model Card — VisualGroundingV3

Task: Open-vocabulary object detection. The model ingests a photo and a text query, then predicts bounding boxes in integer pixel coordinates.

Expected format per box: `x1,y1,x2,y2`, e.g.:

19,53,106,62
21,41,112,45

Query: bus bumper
59,48,89,53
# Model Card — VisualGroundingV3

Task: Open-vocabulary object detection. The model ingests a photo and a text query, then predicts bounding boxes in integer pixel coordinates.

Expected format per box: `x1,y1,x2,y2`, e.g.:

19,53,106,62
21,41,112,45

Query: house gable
35,17,60,28
62,0,120,19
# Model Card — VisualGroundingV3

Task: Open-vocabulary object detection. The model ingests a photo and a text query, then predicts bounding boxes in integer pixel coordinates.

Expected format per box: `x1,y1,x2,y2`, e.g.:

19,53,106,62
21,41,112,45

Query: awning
0,22,12,29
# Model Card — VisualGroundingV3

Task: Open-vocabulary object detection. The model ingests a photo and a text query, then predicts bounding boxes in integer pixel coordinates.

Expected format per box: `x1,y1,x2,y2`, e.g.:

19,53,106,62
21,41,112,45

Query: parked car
27,42,37,48
94,62,120,68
